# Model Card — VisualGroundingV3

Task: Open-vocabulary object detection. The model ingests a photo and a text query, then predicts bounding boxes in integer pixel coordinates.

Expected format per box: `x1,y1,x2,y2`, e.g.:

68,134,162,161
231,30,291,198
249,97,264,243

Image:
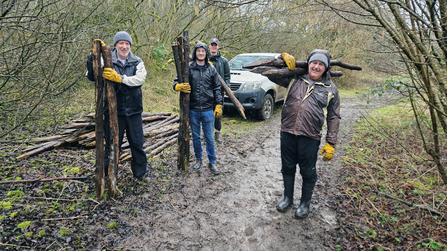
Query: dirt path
120,93,396,250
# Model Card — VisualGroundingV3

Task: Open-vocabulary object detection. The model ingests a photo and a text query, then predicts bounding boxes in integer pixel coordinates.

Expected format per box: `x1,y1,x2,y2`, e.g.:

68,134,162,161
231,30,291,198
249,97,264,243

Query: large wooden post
101,46,118,198
93,41,105,199
173,31,190,171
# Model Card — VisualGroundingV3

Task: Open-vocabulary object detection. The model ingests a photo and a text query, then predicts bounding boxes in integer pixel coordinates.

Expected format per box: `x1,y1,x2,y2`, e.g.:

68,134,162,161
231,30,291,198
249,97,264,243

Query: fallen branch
147,136,177,158
16,141,65,160
0,242,30,249
121,133,178,161
243,58,362,71
0,174,94,184
371,189,445,217
42,215,88,221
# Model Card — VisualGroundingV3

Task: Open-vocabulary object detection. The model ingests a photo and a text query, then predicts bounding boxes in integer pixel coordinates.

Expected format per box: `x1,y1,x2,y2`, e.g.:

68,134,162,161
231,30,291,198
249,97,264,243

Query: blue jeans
190,110,216,163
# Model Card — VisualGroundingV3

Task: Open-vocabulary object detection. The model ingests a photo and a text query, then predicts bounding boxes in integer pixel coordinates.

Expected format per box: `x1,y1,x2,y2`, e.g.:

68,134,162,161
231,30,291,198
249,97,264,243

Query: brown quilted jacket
269,74,341,146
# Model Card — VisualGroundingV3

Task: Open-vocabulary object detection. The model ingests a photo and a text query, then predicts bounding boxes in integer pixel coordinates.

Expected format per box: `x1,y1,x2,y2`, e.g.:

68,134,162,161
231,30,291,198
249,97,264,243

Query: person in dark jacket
208,38,230,144
86,31,150,183
173,42,223,174
268,49,341,219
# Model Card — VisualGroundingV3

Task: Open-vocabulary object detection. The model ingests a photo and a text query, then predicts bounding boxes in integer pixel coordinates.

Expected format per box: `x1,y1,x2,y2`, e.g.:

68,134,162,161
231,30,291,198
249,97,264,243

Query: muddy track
119,93,398,250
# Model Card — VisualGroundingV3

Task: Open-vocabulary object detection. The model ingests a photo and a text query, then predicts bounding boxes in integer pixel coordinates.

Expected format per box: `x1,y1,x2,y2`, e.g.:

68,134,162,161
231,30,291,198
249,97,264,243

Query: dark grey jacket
209,51,230,88
173,43,222,112
86,49,147,116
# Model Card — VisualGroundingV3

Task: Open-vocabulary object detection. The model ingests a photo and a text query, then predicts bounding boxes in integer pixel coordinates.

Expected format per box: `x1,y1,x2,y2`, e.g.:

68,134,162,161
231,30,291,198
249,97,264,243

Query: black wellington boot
193,159,202,170
294,181,316,219
276,174,295,212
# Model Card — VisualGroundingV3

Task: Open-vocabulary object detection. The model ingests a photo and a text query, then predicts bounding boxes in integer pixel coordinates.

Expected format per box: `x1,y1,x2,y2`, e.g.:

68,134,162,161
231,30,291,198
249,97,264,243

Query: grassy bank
338,99,447,250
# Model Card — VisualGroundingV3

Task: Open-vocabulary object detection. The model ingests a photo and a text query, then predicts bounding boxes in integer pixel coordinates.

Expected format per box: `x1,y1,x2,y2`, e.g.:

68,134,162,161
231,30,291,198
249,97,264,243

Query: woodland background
1,0,446,250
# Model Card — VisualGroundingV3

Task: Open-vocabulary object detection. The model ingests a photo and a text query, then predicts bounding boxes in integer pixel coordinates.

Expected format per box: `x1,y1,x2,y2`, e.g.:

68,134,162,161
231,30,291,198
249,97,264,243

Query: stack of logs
16,112,179,161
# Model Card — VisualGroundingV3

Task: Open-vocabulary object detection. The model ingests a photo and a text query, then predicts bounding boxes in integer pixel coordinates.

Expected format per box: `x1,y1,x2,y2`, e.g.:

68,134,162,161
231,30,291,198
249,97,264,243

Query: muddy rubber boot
215,131,223,144
276,174,295,212
294,181,316,219
208,162,219,174
193,159,202,170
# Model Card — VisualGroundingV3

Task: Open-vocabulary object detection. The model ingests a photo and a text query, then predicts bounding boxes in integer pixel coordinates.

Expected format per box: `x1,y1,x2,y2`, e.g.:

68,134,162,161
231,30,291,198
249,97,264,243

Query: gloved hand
103,68,122,83
214,105,223,118
175,83,191,93
319,143,335,161
94,39,106,47
282,52,296,71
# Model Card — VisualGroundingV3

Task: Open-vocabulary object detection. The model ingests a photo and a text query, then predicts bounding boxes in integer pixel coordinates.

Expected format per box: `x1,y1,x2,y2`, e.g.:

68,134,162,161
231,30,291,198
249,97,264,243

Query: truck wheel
256,94,273,120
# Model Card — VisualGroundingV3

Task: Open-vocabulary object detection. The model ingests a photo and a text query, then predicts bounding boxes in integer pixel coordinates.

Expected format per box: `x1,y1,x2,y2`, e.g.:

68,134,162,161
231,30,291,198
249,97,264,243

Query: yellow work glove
175,83,191,93
214,105,223,118
103,68,122,83
281,52,296,71
319,143,335,161
94,39,106,47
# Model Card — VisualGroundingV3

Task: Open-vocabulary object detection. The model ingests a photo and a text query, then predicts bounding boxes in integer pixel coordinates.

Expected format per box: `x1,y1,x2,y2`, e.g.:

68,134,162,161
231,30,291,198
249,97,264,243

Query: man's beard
197,58,205,62
118,50,129,58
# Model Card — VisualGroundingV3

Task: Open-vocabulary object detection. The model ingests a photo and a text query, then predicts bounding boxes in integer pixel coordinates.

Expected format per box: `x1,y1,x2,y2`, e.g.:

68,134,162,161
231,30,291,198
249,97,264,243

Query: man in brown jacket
268,49,341,219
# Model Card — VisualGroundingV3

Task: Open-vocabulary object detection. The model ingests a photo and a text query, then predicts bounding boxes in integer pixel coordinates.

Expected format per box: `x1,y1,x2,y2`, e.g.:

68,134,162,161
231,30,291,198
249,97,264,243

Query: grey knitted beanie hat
308,54,328,69
113,31,132,47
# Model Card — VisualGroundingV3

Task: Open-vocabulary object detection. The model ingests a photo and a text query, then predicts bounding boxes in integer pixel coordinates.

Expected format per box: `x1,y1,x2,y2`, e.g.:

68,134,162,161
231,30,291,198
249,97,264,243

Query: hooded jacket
268,49,341,146
173,42,222,111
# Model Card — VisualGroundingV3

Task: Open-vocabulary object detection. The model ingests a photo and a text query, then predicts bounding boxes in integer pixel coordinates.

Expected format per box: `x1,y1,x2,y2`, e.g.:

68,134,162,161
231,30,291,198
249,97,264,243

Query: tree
320,0,447,184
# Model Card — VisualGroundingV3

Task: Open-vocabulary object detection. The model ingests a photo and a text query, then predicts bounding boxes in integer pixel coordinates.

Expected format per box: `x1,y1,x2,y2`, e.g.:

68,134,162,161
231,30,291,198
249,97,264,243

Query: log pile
16,112,179,161
243,57,362,78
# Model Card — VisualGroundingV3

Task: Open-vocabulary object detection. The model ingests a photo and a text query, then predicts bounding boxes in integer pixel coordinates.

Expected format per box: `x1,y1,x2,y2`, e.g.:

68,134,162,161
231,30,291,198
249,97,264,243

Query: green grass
340,97,447,249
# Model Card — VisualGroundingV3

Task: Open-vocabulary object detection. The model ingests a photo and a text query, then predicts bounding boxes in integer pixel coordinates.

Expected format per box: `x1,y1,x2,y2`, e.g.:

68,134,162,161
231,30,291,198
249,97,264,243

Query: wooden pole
217,74,246,120
92,41,105,199
174,31,191,172
101,46,118,198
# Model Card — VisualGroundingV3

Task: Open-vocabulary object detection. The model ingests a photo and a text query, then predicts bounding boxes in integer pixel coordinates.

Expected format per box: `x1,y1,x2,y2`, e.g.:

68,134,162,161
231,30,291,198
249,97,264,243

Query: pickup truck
224,53,287,120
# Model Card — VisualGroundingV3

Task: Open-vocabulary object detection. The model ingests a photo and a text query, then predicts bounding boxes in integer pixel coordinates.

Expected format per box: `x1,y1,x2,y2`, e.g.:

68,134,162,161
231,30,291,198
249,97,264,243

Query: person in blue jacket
86,31,150,183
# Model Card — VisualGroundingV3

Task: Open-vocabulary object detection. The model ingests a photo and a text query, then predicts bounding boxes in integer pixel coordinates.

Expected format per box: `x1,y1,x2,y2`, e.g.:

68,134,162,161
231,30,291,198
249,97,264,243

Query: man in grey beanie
267,49,341,219
86,31,150,184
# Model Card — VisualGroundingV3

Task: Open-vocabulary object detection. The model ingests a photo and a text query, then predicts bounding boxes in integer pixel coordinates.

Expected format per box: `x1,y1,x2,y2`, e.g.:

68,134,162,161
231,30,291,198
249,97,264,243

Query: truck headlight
240,82,262,91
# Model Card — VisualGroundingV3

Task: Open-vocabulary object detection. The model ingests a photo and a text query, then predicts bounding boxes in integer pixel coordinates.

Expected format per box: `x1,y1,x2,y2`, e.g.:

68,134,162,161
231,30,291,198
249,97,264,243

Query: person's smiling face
209,43,219,55
116,40,130,60
196,47,207,63
308,61,326,81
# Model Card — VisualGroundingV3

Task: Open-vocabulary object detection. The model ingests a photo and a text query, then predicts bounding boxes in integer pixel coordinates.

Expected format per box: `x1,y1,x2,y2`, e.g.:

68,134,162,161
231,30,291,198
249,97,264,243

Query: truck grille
229,82,242,91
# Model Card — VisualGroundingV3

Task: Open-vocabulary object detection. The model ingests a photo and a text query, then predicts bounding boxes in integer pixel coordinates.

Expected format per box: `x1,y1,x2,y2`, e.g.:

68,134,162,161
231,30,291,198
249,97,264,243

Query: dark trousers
280,131,319,183
214,90,225,131
214,117,222,131
104,113,148,179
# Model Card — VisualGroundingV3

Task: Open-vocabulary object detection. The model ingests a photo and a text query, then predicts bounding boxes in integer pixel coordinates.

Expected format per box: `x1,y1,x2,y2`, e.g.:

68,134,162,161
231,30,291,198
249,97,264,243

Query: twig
167,197,178,213
0,242,30,248
0,174,93,184
27,197,99,204
371,189,445,216
366,198,382,215
45,240,56,250
42,215,88,221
